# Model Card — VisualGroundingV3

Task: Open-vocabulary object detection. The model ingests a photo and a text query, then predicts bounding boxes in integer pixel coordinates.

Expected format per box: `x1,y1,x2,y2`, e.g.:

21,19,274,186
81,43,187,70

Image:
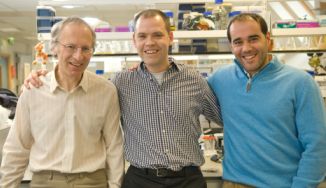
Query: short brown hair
227,13,268,42
133,9,171,33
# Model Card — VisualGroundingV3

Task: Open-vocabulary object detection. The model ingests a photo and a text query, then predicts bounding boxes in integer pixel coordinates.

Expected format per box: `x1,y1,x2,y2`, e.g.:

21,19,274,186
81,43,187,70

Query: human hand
23,69,48,89
128,63,140,72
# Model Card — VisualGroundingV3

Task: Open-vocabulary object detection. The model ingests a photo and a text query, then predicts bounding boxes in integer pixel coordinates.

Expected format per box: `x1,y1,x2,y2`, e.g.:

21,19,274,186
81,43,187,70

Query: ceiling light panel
0,27,20,32
269,2,294,20
286,1,313,20
305,0,315,9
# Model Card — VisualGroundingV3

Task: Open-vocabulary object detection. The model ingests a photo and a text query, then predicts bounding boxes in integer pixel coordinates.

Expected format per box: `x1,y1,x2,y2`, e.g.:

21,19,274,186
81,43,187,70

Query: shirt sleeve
291,76,326,188
199,77,223,126
102,85,124,188
111,72,120,87
0,89,33,188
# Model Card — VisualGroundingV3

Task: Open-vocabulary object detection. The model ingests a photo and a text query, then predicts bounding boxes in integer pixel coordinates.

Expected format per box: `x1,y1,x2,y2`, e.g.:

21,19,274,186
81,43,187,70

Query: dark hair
133,9,171,32
227,13,268,42
51,16,96,50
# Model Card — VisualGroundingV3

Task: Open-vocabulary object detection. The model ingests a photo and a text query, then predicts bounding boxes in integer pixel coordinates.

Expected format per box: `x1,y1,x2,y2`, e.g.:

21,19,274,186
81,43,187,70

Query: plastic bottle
32,42,48,71
202,135,216,156
95,21,111,32
163,10,175,31
95,70,104,77
203,11,216,30
228,11,241,23
212,0,228,30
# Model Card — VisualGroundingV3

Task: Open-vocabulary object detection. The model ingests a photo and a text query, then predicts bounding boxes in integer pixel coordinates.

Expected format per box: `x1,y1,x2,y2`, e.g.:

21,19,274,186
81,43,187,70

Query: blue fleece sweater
208,57,326,188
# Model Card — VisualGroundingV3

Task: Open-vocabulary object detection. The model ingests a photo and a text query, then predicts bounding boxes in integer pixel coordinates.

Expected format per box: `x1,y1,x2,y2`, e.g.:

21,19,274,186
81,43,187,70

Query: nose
242,41,253,52
145,36,155,45
72,48,84,60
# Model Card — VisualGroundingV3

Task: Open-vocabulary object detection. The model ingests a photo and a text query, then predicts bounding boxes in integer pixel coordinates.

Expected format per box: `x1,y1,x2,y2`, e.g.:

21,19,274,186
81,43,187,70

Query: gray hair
50,16,96,51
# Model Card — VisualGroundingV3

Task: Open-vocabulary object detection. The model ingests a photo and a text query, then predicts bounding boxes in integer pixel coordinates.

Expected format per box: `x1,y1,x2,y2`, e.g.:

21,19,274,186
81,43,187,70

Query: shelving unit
38,27,326,41
39,0,264,6
35,0,326,89
272,27,326,37
35,0,326,82
38,28,326,58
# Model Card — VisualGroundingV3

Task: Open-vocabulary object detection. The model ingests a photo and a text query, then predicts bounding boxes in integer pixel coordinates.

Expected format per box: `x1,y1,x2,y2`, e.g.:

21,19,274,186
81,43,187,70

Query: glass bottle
212,0,228,30
163,10,175,31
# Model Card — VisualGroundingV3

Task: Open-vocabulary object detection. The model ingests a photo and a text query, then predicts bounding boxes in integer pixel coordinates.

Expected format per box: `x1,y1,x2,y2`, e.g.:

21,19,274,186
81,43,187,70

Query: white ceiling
0,0,324,54
0,0,38,44
0,0,180,54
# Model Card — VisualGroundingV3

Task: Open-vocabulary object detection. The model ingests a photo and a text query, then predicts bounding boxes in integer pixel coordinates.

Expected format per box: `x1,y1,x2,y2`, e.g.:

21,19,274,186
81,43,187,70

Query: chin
144,58,158,65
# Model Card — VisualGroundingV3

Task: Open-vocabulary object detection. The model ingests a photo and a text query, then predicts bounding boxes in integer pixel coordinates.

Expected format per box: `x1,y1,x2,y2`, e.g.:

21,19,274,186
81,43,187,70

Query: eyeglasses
56,41,93,55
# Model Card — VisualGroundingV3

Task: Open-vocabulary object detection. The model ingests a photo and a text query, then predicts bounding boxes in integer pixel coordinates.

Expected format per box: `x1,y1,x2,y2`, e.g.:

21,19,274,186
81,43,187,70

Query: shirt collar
49,66,89,93
138,57,182,73
234,55,277,78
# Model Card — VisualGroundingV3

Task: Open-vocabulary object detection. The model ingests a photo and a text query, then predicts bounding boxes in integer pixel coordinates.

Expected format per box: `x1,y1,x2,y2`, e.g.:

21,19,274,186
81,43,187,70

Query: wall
0,57,8,88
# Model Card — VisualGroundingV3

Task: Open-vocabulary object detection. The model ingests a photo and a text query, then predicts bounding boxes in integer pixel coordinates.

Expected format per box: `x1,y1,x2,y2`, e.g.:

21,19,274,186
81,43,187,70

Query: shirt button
162,129,165,133
161,110,164,114
165,149,169,153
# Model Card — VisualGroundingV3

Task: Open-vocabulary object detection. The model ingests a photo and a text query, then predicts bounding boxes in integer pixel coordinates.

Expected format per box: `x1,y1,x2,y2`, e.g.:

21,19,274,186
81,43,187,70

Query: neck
247,58,271,78
55,66,83,92
145,61,170,73
268,54,273,61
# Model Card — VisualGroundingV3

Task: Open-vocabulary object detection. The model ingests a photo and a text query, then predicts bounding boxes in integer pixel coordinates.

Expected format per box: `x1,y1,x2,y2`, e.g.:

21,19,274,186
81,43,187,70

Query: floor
21,183,29,188
20,180,326,188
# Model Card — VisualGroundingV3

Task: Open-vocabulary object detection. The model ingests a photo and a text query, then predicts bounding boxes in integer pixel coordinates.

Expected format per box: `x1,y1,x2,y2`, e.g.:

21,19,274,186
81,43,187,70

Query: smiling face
229,19,271,76
133,15,173,73
53,22,93,81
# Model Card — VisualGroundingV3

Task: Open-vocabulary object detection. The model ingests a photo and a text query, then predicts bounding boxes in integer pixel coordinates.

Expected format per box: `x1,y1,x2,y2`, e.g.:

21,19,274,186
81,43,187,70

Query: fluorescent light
306,0,315,9
24,36,37,40
82,17,101,28
62,5,75,9
269,2,294,20
61,4,83,9
286,1,313,20
0,28,20,32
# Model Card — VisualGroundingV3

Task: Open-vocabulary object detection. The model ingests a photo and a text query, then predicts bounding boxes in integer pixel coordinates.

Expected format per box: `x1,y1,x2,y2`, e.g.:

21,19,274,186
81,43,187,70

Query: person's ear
266,32,273,51
51,45,58,57
169,31,174,46
132,32,137,47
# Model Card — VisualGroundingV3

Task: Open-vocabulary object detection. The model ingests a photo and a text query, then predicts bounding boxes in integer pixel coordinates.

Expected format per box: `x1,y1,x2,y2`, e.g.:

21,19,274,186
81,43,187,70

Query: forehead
60,23,93,44
229,19,262,39
61,22,91,35
134,15,166,32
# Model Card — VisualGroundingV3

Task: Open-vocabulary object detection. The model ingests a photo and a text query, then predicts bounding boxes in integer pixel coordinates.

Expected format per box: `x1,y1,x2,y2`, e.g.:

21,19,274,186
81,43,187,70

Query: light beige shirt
0,70,124,188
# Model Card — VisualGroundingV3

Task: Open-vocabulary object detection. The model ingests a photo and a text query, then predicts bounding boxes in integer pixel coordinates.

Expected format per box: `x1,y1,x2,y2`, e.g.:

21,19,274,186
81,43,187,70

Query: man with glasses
0,17,124,188
23,9,222,188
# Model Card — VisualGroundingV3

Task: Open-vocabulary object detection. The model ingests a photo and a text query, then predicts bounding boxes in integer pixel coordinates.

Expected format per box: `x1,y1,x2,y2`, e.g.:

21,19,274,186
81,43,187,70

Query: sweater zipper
240,58,273,93
246,77,252,92
245,72,256,93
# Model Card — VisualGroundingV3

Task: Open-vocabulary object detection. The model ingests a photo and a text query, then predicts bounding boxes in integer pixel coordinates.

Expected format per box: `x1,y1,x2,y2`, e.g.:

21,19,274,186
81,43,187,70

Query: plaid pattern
113,58,221,171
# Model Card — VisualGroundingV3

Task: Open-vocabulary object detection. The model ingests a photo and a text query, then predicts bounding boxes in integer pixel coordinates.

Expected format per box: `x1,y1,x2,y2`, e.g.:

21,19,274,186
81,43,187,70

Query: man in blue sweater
208,13,326,188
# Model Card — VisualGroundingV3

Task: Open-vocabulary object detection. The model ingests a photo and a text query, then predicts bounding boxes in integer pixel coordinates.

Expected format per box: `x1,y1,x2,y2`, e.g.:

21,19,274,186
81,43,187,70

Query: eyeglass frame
55,41,94,55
